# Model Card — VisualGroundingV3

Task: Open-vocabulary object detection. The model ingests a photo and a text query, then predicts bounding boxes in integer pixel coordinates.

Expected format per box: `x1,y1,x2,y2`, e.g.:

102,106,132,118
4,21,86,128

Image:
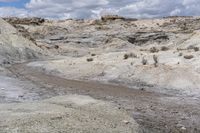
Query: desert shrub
150,47,159,53
184,55,194,59
187,46,199,52
124,53,137,60
124,54,129,60
153,55,158,67
54,45,59,49
179,53,183,56
87,58,93,62
161,46,169,51
194,47,199,52
91,53,96,56
142,57,148,65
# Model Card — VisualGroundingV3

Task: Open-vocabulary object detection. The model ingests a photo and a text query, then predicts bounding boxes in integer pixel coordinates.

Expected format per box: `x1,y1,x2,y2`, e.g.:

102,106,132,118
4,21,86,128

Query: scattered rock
4,17,45,25
184,55,194,59
123,120,130,125
101,15,125,21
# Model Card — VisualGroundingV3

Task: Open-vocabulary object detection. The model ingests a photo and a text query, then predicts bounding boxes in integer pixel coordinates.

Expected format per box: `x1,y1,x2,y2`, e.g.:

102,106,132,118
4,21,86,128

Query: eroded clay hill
5,16,200,95
1,16,200,133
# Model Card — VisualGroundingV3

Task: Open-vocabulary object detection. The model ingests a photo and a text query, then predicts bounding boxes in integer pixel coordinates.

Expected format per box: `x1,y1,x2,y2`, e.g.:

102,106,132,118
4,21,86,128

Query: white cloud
170,9,181,16
0,0,200,19
25,0,109,19
0,7,28,17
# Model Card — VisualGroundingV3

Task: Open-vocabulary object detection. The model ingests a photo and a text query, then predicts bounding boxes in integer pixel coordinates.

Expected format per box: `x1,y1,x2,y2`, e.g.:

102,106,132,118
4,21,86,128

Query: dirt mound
0,18,44,65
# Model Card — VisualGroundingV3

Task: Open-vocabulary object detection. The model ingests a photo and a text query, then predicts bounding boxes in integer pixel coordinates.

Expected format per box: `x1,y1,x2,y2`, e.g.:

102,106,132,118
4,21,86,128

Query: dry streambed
1,62,199,133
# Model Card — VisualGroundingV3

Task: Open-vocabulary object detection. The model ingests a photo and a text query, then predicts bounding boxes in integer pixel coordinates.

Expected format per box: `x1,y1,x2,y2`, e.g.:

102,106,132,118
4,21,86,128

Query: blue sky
0,0,28,8
0,0,200,19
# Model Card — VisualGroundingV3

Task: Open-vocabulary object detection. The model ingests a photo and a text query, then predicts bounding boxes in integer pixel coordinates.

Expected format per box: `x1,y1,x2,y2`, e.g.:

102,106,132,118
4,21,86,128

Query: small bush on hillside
187,46,199,52
194,47,199,52
150,47,159,53
124,53,137,60
91,53,96,56
179,53,183,56
124,54,129,60
87,58,94,62
54,45,59,49
161,46,169,51
142,57,148,65
153,55,158,67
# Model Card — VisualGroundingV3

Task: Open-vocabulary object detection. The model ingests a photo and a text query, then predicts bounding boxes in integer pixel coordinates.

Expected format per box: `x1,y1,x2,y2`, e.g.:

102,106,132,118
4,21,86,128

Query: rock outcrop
0,18,44,65
3,17,45,25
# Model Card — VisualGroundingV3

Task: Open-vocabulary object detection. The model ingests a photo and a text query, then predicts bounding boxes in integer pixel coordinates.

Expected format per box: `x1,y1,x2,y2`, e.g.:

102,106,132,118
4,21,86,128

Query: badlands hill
0,16,200,132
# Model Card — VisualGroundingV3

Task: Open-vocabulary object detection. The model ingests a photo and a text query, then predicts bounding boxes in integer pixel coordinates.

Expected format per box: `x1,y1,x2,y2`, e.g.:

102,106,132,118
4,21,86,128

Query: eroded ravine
6,62,200,133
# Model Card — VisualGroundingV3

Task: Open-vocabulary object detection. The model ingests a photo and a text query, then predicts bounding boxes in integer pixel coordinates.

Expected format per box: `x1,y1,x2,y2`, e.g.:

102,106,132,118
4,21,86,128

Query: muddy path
7,62,200,133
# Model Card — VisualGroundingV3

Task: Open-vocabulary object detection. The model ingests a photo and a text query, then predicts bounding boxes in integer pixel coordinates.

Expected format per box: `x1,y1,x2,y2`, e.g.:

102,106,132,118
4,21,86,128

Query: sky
0,0,200,19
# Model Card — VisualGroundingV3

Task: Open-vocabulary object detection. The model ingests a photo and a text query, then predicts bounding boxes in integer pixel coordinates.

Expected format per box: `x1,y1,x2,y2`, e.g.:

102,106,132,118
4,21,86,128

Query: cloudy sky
0,0,200,19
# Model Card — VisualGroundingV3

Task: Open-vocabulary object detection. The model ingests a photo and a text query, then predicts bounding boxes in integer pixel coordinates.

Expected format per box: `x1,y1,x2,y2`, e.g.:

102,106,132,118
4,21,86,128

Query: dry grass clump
124,53,137,60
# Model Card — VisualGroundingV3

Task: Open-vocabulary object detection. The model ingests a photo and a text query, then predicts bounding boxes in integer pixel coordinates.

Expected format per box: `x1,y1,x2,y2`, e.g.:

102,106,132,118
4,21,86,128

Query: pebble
181,127,186,130
123,120,130,124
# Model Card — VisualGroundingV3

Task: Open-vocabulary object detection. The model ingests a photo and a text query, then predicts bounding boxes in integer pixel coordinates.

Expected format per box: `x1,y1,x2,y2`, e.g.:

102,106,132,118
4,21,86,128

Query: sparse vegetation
187,46,199,52
150,47,159,53
54,45,59,49
124,54,129,60
142,57,148,65
153,55,158,67
179,53,183,56
161,46,169,51
124,53,137,60
194,47,199,52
